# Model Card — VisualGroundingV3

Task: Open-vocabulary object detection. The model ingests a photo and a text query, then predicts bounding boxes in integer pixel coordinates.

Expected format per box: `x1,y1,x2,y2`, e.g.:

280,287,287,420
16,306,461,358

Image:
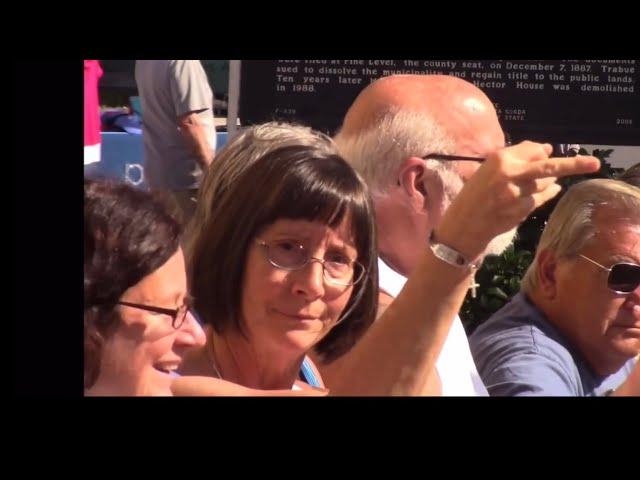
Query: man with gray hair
320,74,518,395
470,179,640,396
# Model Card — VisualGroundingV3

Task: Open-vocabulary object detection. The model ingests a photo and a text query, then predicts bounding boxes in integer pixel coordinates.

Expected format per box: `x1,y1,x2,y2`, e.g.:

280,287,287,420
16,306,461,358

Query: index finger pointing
514,155,600,181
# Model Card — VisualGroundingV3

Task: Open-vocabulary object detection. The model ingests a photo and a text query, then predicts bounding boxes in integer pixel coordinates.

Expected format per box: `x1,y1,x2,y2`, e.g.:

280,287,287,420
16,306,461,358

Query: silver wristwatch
429,232,481,272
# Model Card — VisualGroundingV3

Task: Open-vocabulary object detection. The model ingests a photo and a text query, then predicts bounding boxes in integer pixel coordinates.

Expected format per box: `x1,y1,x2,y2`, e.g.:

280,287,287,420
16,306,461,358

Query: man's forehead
593,205,640,230
589,213,640,254
597,222,640,242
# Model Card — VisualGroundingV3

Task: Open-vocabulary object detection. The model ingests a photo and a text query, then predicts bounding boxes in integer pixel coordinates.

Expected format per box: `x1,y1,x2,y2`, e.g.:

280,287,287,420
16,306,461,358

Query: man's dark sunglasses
579,254,640,294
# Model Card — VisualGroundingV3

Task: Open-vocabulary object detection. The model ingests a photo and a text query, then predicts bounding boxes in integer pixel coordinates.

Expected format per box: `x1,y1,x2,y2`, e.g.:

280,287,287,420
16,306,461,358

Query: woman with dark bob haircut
178,123,376,392
176,123,600,395
84,179,207,395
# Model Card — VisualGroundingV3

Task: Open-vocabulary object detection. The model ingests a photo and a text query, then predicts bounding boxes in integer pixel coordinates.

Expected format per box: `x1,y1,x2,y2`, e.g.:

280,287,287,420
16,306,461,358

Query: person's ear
397,157,429,214
536,249,559,299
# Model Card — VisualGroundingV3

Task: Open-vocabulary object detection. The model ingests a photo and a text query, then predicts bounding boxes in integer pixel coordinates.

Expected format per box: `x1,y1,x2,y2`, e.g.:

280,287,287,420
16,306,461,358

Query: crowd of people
84,62,639,396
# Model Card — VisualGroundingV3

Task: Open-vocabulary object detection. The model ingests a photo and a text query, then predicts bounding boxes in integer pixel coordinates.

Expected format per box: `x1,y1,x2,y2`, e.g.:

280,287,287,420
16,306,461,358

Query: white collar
377,256,408,298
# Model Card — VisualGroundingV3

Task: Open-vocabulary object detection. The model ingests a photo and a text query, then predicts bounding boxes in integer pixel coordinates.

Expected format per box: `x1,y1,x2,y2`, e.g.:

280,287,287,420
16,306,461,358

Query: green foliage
460,245,532,334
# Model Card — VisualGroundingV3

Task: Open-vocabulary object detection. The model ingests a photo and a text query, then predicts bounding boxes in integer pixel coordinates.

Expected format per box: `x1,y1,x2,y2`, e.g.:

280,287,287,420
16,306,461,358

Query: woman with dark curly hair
84,179,206,395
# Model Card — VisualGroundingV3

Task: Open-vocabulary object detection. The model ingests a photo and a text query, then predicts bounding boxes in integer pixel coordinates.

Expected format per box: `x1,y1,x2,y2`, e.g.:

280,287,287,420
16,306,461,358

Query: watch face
431,243,468,269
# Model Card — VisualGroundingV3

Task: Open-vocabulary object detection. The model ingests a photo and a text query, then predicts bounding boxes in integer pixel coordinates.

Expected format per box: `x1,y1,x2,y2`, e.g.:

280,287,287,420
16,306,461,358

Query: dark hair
190,123,378,363
619,162,640,188
84,180,182,388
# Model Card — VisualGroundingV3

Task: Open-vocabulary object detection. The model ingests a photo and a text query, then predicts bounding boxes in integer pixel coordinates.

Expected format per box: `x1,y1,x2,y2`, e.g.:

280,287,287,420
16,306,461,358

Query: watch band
429,231,481,271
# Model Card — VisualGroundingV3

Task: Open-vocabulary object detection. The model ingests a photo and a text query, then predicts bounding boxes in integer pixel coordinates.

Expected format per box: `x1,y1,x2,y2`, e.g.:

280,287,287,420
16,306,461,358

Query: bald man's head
340,75,504,156
334,75,514,274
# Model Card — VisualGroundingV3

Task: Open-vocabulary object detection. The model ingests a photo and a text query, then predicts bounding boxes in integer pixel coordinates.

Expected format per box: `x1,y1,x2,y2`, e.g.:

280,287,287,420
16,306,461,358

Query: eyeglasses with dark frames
117,296,194,329
421,133,514,164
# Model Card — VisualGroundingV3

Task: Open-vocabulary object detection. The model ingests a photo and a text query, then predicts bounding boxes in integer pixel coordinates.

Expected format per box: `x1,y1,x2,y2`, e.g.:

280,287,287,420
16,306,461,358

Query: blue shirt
469,292,635,396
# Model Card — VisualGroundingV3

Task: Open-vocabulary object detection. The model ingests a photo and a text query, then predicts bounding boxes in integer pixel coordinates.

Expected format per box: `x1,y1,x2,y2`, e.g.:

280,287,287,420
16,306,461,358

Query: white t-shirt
377,258,489,396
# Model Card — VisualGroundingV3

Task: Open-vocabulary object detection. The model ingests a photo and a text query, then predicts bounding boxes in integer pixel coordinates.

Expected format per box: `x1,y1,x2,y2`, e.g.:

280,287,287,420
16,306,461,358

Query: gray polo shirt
469,292,635,396
135,60,215,190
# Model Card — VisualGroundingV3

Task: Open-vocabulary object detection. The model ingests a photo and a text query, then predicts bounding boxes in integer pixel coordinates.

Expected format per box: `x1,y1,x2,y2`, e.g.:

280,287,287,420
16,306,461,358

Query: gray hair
521,179,640,295
334,108,458,196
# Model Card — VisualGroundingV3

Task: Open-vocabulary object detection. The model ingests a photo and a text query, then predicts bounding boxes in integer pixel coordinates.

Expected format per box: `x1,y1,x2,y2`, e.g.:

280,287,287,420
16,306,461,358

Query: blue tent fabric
85,131,228,190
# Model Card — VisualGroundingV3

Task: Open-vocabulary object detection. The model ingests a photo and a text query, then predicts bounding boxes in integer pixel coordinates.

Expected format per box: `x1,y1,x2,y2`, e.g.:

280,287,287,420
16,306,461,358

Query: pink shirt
84,60,103,147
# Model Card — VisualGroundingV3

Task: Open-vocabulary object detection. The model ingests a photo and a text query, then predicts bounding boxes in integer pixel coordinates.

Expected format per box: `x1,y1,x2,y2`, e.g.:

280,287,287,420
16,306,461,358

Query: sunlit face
553,221,640,374
93,248,206,396
240,218,359,357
